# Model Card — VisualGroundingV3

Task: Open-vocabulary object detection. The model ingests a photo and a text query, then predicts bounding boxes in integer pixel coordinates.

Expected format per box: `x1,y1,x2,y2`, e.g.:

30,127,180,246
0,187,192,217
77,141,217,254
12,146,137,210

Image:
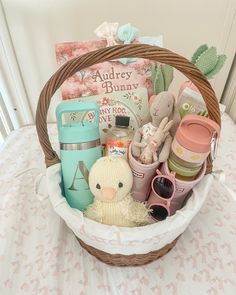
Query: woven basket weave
36,44,221,266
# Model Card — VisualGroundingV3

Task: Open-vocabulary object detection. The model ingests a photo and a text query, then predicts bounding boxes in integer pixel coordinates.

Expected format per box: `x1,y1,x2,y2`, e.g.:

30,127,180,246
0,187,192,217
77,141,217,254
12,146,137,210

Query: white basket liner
47,163,213,255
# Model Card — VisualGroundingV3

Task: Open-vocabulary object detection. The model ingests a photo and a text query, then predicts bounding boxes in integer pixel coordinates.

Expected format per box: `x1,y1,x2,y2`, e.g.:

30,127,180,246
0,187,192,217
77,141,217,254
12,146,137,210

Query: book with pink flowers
55,22,163,100
55,40,154,99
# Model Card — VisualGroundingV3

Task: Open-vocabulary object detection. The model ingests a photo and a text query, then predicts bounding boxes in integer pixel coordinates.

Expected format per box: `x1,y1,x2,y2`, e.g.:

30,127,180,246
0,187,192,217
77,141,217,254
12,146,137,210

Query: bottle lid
115,116,130,127
175,114,220,153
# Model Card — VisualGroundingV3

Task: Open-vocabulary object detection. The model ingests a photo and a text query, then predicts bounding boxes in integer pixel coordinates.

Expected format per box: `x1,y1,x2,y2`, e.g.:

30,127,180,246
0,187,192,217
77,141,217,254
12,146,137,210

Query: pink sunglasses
147,169,176,221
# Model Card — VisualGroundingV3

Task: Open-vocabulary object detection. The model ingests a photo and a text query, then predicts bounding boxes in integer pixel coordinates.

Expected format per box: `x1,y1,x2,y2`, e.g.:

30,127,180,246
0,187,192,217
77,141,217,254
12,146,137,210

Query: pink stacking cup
160,160,206,215
128,143,160,202
173,115,220,166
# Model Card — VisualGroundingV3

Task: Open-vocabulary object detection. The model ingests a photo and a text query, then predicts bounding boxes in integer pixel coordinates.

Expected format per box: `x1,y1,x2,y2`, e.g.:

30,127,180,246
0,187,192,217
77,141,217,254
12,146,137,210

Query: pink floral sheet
0,113,236,295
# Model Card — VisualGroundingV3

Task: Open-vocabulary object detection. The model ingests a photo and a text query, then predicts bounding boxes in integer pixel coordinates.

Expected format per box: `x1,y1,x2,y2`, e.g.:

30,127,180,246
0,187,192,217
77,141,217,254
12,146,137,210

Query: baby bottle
105,116,133,159
168,114,220,180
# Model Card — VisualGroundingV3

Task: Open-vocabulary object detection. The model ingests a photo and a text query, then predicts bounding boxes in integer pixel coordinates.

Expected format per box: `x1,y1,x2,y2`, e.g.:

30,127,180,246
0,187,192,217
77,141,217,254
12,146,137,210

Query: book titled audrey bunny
55,22,163,99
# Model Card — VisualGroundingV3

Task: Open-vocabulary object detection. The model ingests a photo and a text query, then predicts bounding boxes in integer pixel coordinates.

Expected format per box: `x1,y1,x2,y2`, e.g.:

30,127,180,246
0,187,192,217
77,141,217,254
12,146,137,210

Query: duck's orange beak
101,187,117,200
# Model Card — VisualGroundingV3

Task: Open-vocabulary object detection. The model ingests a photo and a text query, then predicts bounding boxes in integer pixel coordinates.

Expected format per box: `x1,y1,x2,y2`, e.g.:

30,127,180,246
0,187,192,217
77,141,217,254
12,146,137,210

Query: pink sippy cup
169,114,220,180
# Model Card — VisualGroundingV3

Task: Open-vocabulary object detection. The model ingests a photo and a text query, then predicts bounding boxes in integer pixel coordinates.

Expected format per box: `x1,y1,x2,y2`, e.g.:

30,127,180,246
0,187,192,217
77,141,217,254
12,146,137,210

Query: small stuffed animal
84,156,151,227
138,117,173,164
131,91,179,163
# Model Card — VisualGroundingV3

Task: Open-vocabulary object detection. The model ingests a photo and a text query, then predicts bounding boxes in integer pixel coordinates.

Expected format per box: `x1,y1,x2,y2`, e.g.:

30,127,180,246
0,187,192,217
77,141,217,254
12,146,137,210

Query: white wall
2,0,236,122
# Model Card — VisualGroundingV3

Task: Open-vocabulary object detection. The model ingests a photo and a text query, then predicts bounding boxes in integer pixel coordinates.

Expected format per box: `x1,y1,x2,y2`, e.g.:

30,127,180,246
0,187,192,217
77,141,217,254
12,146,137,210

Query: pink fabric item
128,144,160,202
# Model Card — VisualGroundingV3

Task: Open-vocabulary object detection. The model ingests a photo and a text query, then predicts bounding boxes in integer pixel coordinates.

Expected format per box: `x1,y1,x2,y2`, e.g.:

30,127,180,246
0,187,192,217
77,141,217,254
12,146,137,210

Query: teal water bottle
56,101,101,211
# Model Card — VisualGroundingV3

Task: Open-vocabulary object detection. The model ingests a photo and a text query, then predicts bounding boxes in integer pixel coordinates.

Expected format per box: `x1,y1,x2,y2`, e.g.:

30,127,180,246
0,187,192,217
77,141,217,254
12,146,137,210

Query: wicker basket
36,44,221,266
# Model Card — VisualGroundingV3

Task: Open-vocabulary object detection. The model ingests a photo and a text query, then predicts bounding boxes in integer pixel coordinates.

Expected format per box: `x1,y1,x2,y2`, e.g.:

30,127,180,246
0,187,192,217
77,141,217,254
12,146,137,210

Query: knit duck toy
84,156,151,227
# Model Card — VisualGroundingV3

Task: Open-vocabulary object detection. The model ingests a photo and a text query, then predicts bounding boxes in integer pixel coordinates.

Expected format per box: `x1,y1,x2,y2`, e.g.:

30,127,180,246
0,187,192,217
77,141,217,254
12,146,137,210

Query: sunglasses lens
150,205,169,221
153,177,174,199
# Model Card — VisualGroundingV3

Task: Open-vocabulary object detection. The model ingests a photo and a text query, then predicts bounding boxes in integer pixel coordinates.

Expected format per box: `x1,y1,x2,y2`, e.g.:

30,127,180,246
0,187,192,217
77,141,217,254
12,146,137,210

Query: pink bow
94,22,119,47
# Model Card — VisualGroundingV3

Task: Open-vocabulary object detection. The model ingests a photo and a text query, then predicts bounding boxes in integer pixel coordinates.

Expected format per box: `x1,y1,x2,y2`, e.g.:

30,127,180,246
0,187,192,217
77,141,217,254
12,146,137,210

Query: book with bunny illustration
55,22,164,100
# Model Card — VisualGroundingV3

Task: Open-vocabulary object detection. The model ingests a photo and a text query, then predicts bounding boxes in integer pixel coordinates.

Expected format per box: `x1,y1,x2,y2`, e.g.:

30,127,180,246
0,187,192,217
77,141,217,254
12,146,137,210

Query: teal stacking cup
56,100,101,211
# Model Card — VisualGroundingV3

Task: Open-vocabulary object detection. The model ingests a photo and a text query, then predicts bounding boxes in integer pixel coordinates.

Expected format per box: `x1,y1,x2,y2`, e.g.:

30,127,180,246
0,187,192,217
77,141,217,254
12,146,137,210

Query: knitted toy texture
84,156,151,227
177,44,226,119
151,63,174,94
191,44,226,79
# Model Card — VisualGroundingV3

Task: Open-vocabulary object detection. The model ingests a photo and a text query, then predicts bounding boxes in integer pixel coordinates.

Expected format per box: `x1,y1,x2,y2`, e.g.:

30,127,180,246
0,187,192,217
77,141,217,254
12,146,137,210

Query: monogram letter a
68,161,89,191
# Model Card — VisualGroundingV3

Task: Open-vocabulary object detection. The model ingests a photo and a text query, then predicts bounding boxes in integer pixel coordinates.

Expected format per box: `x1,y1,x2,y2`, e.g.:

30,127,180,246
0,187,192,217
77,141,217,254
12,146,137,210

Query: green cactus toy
177,44,226,120
151,63,174,94
191,44,226,79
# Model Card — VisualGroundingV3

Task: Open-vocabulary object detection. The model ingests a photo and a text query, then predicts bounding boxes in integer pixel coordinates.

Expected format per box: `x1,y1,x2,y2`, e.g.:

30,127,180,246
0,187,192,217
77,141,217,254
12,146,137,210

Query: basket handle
36,44,221,172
